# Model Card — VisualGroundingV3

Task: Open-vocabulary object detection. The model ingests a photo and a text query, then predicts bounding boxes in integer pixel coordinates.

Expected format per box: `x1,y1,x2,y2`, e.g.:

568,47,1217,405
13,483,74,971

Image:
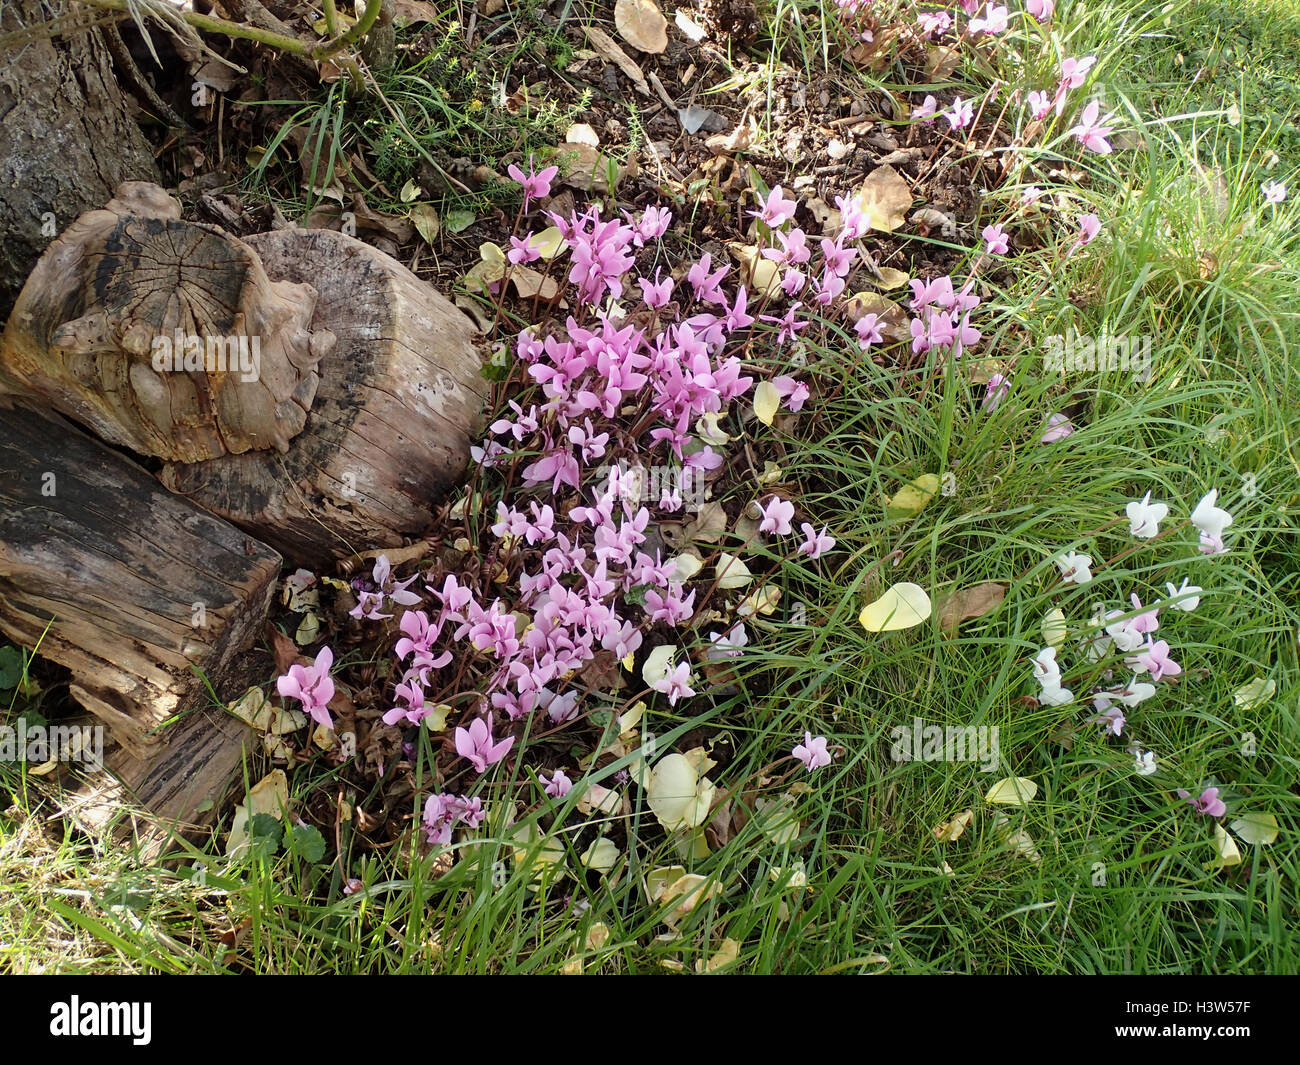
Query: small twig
77,0,384,60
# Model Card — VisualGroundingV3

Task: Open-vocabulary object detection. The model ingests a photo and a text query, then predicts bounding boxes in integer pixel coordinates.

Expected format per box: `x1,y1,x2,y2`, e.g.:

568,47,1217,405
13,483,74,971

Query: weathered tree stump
63,693,260,854
0,182,486,836
0,182,332,461
0,402,279,763
160,226,487,562
1,183,487,563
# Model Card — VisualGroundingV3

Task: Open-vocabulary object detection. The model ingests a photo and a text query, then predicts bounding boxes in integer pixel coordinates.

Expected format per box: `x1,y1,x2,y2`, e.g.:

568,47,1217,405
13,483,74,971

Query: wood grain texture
0,403,282,759
161,226,488,562
0,182,334,461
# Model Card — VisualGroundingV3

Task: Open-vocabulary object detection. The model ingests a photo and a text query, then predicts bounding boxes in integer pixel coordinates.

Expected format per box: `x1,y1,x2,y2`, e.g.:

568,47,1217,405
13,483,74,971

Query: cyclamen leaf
1206,824,1243,870
1041,608,1067,649
1230,812,1280,846
0,645,24,690
1233,677,1275,710
286,823,326,863
885,473,940,519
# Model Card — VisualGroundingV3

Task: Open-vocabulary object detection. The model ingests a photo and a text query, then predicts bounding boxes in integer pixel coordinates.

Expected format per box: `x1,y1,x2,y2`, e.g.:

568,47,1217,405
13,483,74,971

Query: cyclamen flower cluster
276,162,979,839
422,791,487,845
349,554,421,622
1031,488,1236,813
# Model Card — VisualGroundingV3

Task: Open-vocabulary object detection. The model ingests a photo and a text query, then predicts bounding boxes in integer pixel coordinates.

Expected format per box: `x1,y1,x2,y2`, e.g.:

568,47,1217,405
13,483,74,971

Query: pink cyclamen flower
507,160,559,206
1069,213,1102,256
914,94,940,123
1069,100,1114,154
982,224,1010,255
855,313,884,349
454,717,515,773
1026,0,1054,20
1058,55,1097,93
969,4,1009,35
653,661,695,706
982,373,1010,412
760,303,810,345
945,97,975,131
638,271,674,308
1199,531,1228,555
1178,787,1226,818
793,731,832,771
797,522,835,559
707,623,749,661
750,185,799,227
1027,90,1052,121
276,646,336,727
372,554,421,606
1097,706,1125,736
758,496,795,536
507,234,541,265
349,590,391,621
1040,412,1075,443
540,769,573,798
1132,639,1182,682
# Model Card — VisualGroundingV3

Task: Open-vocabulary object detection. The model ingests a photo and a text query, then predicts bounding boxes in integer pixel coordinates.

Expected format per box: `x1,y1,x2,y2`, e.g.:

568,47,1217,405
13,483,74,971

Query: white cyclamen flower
1126,491,1168,539
1054,550,1094,585
1190,489,1233,539
1038,684,1074,706
1165,578,1202,612
1032,646,1062,687
1134,750,1157,776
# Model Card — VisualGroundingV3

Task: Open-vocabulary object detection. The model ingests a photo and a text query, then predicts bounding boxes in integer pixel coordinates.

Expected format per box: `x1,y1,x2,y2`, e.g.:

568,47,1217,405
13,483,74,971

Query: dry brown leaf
866,266,911,290
614,0,668,53
705,115,758,154
584,24,650,95
936,582,1006,634
925,44,962,79
683,500,727,543
855,164,913,235
555,142,624,193
510,265,561,302
847,24,904,71
844,291,910,342
409,203,439,244
393,0,444,24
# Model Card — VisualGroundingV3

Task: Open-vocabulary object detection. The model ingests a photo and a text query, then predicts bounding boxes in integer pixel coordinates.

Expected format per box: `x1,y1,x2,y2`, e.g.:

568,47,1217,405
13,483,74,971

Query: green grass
3,0,1299,974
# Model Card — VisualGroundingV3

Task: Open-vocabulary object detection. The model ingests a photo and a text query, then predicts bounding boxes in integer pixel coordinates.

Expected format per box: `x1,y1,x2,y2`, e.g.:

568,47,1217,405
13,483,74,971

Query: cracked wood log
1,182,487,564
160,225,488,562
0,181,331,460
0,402,281,763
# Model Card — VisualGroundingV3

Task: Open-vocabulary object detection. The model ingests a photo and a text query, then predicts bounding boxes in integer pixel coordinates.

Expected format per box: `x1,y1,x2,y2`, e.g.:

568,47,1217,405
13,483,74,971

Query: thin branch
74,0,383,60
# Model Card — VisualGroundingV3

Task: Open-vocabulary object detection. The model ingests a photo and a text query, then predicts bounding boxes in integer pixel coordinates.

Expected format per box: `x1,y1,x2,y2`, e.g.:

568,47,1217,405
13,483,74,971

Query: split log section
0,182,485,836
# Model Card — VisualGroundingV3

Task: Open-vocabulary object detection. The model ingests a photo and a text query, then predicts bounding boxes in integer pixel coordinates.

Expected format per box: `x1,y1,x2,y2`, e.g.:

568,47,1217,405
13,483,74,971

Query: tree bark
160,225,488,563
0,0,159,319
